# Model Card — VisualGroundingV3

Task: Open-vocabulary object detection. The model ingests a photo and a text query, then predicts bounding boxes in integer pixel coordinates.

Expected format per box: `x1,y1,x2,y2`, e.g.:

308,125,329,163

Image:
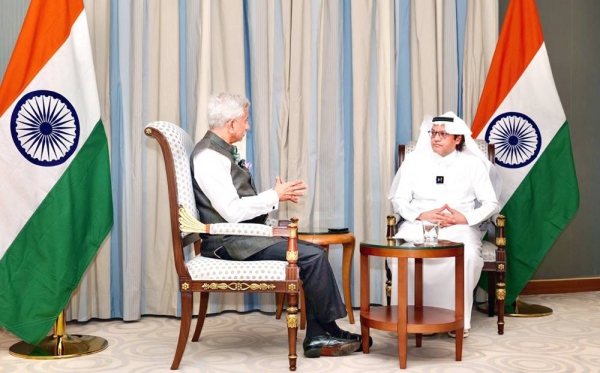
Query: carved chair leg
192,292,209,342
286,292,299,371
172,292,193,370
278,285,306,330
496,281,506,335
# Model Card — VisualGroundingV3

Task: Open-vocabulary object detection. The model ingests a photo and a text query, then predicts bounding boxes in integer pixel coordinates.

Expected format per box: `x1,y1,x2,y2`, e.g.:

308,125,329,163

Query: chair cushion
186,255,288,281
481,241,498,262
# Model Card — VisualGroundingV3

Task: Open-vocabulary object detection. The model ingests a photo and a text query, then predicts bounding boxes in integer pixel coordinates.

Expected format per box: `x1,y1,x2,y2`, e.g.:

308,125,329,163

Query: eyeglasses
428,130,449,139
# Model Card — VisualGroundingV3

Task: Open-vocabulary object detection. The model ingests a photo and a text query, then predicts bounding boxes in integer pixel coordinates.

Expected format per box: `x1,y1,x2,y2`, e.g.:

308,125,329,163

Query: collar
204,130,236,155
431,149,458,166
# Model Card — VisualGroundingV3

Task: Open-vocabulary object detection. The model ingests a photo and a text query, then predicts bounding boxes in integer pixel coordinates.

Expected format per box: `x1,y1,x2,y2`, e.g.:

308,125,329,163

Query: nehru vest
190,131,284,260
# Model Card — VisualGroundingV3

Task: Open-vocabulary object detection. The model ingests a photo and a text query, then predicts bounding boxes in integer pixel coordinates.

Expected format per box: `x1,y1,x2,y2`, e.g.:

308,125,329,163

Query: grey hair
207,92,250,129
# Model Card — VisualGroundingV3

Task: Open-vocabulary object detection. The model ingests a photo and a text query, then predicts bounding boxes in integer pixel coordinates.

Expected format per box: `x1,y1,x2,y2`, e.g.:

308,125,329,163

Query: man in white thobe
388,112,501,335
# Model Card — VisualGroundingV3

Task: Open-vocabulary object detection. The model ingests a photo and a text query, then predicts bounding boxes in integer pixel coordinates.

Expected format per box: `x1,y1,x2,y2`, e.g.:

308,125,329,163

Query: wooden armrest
386,214,397,238
495,214,506,251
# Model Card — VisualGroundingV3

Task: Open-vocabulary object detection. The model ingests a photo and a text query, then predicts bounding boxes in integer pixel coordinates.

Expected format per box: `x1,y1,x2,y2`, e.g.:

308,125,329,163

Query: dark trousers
236,240,348,324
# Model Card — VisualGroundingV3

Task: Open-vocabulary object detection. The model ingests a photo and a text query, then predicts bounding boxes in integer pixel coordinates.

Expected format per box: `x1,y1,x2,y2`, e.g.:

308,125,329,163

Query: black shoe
338,330,373,352
303,334,361,358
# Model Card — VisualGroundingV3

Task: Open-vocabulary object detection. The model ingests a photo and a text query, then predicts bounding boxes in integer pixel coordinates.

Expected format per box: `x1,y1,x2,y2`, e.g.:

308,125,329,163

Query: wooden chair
386,139,506,335
144,121,301,371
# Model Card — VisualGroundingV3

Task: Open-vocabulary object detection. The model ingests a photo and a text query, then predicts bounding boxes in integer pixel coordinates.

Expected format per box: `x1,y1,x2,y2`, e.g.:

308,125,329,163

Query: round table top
360,239,464,259
361,239,462,250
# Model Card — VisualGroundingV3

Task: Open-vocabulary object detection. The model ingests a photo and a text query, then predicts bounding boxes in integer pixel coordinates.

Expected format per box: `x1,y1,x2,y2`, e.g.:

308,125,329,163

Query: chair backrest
399,139,495,168
145,121,199,276
145,121,199,221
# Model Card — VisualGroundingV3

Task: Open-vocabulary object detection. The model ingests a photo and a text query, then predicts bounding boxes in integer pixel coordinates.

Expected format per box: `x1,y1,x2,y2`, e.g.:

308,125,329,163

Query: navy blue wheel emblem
11,90,80,166
485,112,541,169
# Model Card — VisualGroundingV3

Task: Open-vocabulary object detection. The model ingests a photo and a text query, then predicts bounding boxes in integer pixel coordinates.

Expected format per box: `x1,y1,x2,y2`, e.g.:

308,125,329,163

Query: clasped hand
274,176,308,203
418,204,467,227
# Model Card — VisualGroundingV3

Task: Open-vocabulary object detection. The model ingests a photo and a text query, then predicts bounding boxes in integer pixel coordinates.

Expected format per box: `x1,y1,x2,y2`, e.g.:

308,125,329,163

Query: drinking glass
422,220,440,245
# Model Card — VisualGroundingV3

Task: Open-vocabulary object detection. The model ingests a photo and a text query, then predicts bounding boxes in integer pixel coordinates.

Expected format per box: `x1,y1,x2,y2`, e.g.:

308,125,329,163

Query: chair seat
481,241,498,262
186,255,288,281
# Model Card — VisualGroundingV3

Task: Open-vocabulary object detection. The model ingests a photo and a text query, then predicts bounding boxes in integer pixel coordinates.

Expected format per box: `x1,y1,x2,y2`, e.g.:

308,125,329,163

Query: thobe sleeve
389,157,422,223
462,159,500,226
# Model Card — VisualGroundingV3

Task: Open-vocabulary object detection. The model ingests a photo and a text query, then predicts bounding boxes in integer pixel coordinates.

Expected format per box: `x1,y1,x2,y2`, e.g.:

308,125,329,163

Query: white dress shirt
192,148,278,223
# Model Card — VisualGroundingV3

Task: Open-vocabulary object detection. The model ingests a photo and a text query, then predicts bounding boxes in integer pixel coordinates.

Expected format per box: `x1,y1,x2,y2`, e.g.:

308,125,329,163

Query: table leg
342,239,355,324
397,258,408,369
415,258,423,348
455,254,464,361
360,253,370,354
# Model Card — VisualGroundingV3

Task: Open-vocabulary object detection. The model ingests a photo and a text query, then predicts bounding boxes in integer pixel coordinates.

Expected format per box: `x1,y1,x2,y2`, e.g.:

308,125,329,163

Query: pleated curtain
0,0,497,322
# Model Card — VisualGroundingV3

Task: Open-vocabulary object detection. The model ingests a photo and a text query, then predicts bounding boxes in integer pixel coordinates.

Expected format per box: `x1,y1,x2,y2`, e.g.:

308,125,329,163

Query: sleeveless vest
190,131,284,259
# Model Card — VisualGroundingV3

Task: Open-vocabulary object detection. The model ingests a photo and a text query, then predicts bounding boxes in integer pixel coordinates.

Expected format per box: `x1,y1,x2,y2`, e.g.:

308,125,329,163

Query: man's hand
417,204,467,227
274,176,307,203
440,204,467,227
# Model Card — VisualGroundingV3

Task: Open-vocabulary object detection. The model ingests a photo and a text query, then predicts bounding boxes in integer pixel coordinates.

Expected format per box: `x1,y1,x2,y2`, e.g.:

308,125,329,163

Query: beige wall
499,0,600,280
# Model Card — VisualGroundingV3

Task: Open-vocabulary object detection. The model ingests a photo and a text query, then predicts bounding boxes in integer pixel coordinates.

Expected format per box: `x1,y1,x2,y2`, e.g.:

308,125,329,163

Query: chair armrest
386,213,403,238
179,205,275,237
494,214,506,250
178,206,300,265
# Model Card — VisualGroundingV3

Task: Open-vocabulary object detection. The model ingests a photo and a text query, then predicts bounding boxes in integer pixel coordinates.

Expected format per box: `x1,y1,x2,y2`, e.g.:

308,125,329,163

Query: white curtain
0,0,497,322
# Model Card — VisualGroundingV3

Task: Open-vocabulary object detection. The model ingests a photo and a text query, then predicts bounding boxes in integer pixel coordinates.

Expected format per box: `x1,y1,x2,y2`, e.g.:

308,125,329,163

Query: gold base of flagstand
476,297,553,317
506,298,553,317
9,334,108,359
8,310,108,360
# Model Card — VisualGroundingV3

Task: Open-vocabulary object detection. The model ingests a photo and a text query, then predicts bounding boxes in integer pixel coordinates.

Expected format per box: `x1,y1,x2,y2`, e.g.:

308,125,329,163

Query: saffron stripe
471,0,543,137
0,0,83,114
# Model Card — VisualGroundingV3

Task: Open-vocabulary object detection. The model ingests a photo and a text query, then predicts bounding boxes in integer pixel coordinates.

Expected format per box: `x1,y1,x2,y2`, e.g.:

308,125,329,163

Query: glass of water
422,220,440,245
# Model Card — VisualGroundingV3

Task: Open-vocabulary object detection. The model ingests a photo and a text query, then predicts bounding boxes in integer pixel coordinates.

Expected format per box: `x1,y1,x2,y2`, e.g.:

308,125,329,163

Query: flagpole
8,310,108,359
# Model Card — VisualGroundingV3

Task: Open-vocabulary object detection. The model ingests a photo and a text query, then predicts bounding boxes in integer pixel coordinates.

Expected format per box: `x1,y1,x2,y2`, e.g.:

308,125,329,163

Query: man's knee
298,242,327,263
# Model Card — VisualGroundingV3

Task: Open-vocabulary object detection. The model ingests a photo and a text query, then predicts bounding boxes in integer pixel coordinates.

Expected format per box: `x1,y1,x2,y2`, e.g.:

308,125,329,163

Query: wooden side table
360,239,464,369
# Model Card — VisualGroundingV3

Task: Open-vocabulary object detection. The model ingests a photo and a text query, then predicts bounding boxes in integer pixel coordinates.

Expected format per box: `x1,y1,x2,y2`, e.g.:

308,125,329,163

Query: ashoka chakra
484,111,541,169
11,90,80,167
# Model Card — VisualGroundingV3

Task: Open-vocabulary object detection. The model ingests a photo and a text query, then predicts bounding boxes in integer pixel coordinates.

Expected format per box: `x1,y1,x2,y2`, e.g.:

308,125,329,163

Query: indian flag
0,0,113,344
471,0,579,311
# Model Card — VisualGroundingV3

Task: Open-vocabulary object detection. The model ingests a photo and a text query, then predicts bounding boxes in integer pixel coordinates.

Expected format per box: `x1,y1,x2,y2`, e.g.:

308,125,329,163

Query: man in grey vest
190,92,372,358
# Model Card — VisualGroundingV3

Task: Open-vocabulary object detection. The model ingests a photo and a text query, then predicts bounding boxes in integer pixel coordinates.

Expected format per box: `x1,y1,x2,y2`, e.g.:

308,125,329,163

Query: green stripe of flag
0,120,113,344
501,121,579,310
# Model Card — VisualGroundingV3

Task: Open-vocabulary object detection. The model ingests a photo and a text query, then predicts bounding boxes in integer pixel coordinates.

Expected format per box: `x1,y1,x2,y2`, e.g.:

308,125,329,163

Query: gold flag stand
506,296,553,317
9,310,108,359
477,295,553,317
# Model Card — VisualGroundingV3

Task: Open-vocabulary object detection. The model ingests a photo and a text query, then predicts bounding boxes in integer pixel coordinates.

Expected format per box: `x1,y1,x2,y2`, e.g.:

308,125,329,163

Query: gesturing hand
274,176,308,203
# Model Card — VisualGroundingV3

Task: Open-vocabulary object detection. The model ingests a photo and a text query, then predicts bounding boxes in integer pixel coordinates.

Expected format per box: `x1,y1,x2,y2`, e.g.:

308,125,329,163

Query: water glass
422,220,440,245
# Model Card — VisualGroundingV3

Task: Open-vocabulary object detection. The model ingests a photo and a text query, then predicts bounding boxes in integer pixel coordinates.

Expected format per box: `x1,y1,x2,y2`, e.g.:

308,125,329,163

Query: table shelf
361,305,463,334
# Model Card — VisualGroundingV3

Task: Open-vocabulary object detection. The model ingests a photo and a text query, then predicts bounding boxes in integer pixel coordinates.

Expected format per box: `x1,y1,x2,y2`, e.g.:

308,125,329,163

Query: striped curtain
0,0,497,322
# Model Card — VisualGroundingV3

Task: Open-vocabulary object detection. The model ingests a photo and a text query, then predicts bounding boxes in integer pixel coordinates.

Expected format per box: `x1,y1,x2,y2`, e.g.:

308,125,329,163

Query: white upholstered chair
144,121,301,370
